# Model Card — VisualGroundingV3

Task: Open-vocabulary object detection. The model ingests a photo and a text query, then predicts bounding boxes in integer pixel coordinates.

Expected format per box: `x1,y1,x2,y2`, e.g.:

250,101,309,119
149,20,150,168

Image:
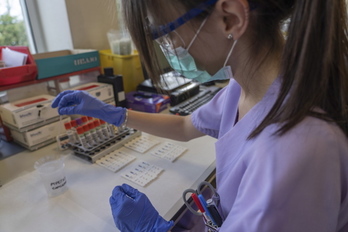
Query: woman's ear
215,0,250,40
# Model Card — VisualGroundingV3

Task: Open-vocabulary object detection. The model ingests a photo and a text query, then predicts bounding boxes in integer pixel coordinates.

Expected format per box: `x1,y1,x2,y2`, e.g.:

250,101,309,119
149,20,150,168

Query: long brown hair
249,0,348,138
122,0,348,138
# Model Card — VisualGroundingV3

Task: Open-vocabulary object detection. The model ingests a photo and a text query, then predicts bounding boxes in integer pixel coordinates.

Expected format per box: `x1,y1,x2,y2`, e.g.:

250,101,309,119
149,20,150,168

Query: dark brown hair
122,0,348,138
249,0,348,138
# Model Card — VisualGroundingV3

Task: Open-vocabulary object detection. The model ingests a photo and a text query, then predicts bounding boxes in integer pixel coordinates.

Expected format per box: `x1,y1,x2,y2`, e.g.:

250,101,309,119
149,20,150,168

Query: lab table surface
0,133,216,232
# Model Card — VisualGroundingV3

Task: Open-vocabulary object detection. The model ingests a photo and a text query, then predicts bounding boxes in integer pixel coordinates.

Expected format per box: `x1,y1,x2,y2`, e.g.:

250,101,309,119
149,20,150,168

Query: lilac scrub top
191,78,348,232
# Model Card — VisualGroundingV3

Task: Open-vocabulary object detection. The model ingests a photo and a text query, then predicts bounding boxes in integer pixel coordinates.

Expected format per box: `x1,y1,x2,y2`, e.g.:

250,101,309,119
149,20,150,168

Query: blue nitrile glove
109,183,174,232
51,90,126,127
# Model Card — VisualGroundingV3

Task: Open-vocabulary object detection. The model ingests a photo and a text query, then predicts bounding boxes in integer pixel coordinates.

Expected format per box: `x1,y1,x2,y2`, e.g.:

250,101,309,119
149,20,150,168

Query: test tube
87,116,93,122
70,120,79,142
99,119,113,138
88,122,101,143
107,122,116,137
83,124,95,147
64,122,77,144
94,120,107,140
76,126,88,148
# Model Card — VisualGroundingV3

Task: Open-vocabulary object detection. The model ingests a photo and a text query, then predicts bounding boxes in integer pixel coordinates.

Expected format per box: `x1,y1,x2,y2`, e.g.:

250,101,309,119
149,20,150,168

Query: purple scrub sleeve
191,78,348,232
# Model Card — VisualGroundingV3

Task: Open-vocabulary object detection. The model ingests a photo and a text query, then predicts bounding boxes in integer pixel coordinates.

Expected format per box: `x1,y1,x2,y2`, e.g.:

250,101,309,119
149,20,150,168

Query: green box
33,49,100,79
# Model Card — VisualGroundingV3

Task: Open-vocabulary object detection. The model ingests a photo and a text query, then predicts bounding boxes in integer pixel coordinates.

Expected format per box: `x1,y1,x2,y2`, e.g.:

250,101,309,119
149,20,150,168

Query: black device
169,86,222,115
97,67,127,107
136,71,200,106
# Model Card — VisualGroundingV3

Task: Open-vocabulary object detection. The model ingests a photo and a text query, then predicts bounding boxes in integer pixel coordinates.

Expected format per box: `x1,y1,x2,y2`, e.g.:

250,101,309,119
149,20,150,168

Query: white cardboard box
0,95,59,130
70,82,114,103
10,117,70,150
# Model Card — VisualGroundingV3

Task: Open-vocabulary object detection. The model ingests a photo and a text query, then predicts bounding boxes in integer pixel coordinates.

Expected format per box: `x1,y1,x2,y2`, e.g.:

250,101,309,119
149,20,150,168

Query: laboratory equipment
64,122,78,144
182,181,223,231
95,148,136,173
66,124,141,163
34,154,68,197
169,86,221,115
149,142,187,162
121,161,163,187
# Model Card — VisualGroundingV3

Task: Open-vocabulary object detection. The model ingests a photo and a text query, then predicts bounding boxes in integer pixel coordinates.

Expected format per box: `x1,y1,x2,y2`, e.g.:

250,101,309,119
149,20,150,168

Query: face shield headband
149,0,258,40
150,0,219,40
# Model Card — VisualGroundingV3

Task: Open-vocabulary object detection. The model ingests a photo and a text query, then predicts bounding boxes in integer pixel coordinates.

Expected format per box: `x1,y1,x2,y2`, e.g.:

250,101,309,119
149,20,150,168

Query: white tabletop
0,133,216,232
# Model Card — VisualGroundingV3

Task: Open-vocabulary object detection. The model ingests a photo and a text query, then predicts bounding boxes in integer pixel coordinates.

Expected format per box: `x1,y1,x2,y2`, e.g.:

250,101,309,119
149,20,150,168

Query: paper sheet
2,47,28,67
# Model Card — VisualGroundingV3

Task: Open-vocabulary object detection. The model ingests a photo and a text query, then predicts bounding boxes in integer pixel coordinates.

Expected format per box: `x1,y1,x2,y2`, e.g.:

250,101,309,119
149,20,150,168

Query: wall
65,0,119,50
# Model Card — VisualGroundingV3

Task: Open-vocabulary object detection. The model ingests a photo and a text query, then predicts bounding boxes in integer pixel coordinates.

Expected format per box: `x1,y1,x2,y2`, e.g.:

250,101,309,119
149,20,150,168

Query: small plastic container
34,154,68,197
107,29,132,55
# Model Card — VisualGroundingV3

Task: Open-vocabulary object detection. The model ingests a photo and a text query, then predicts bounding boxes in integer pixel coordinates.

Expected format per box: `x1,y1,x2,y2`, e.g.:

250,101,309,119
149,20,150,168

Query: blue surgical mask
159,18,238,83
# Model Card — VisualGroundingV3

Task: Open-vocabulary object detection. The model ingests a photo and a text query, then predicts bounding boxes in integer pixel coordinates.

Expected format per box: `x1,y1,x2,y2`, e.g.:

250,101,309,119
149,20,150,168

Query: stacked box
10,117,70,150
0,95,60,131
0,95,68,150
69,82,114,103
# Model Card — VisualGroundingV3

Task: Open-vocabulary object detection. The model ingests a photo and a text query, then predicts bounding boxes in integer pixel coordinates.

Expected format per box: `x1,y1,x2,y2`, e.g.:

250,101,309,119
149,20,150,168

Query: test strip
150,142,187,162
121,161,163,187
124,135,160,153
96,149,136,172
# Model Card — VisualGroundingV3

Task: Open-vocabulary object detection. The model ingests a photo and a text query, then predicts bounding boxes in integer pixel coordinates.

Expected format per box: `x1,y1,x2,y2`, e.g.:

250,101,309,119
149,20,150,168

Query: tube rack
69,127,141,163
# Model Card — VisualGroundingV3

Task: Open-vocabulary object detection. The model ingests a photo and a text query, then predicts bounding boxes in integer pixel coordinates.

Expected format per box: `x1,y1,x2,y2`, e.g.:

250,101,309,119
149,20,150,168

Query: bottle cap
76,118,83,125
88,122,95,130
87,116,93,121
99,119,106,125
81,116,88,123
77,126,84,134
94,120,101,127
83,125,89,132
64,122,71,130
70,120,77,127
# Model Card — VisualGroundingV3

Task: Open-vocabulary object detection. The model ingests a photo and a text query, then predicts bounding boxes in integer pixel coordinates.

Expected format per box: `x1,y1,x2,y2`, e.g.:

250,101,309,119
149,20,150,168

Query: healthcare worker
52,0,348,231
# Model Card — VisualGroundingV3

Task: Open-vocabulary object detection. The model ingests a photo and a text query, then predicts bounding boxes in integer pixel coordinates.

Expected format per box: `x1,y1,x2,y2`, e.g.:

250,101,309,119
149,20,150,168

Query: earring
227,34,233,40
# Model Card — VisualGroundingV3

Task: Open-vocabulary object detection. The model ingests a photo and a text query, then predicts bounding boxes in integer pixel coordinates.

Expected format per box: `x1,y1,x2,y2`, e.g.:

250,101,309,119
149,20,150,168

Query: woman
52,0,348,231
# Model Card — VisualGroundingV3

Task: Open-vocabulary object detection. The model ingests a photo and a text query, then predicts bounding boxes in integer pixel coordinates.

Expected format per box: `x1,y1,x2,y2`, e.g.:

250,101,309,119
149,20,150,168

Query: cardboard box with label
0,95,60,131
33,49,100,79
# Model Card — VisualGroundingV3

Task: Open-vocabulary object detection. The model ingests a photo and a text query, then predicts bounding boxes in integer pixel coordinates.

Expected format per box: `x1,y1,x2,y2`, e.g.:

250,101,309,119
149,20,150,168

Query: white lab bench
0,132,216,232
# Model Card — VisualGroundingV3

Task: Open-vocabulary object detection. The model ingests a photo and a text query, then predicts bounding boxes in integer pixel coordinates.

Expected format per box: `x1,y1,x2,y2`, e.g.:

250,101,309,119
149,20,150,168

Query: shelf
0,67,101,92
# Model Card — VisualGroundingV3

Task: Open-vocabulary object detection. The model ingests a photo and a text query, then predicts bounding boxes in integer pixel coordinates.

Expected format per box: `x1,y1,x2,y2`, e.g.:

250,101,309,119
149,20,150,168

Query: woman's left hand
109,183,174,232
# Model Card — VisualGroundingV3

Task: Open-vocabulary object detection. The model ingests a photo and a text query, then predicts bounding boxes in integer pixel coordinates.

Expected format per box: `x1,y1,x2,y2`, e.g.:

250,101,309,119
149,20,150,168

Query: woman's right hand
51,90,127,127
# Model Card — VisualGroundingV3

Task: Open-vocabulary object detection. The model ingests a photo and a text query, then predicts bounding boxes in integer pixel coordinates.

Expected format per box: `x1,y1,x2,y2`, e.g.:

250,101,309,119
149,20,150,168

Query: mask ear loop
223,39,238,67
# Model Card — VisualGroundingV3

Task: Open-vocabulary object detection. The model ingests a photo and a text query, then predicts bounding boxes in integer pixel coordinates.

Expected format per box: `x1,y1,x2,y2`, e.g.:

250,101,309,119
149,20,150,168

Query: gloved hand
51,90,127,127
109,183,174,232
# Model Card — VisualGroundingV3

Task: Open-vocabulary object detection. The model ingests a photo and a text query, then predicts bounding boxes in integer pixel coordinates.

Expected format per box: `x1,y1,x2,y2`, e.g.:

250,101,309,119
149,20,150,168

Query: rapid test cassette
0,95,60,131
70,82,114,103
